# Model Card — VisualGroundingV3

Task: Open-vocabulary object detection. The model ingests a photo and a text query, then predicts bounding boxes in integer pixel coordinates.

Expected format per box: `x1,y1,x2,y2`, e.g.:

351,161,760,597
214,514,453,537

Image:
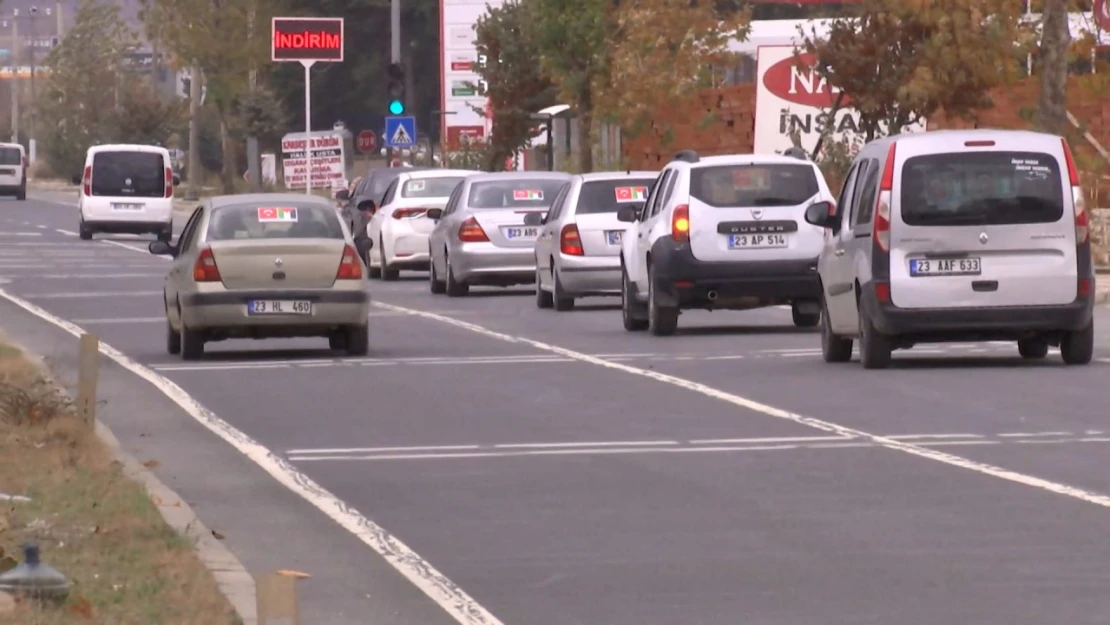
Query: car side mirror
357,200,377,213
522,212,544,227
804,201,835,228
172,174,181,186
70,174,81,185
426,208,443,220
335,189,350,201
148,240,176,257
617,205,640,223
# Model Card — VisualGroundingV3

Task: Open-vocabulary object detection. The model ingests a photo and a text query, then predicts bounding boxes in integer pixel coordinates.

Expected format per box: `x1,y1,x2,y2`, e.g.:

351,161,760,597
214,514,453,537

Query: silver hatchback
426,171,571,296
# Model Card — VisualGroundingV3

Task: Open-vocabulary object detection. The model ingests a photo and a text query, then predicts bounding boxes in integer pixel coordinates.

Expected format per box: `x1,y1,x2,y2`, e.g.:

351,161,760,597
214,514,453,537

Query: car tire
380,237,399,281
367,254,382,279
621,266,649,331
552,267,574,311
180,323,205,361
165,318,181,355
791,302,821,328
858,309,892,370
647,265,678,336
328,334,346,351
15,185,25,201
1060,322,1094,365
1017,338,1049,359
157,229,172,243
429,253,446,294
535,266,553,309
820,298,853,363
445,256,468,297
78,220,93,240
344,324,370,357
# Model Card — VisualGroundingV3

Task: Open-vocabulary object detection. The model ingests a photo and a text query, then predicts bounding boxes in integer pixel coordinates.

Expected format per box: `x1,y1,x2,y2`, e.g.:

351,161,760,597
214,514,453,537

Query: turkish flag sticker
258,207,278,220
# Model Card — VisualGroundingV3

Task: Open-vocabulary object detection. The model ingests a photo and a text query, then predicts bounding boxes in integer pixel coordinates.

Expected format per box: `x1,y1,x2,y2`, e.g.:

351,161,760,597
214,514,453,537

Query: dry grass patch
0,339,241,624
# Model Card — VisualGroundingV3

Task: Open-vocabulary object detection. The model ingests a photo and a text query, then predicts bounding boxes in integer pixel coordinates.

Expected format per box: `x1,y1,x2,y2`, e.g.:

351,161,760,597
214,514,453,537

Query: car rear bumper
180,289,371,329
386,232,431,269
648,237,821,308
558,254,621,294
452,243,535,285
860,285,1094,340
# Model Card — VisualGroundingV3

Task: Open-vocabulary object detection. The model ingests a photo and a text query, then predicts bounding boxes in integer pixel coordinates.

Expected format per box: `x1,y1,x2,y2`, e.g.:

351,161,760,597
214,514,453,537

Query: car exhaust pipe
707,290,718,301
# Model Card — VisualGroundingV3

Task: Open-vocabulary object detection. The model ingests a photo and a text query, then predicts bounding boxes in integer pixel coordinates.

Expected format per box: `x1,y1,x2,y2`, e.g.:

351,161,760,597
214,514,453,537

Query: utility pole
8,15,18,144
388,0,400,166
28,6,41,163
185,66,201,200
245,1,260,190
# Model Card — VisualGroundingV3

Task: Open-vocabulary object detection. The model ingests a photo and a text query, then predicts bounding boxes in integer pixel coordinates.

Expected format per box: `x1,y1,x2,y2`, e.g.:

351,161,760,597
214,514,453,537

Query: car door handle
834,249,845,257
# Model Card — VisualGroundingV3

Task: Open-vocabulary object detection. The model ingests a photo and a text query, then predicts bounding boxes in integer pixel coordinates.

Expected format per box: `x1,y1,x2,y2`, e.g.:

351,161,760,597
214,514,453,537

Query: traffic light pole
388,0,401,166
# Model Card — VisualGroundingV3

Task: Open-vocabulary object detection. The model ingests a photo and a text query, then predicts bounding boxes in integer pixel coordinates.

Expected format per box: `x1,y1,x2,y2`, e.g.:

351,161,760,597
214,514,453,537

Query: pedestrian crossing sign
385,116,416,148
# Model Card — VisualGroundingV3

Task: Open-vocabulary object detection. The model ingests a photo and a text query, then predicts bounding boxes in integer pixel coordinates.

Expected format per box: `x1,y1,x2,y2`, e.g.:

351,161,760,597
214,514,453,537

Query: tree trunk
218,116,235,194
577,87,595,173
1038,0,1070,135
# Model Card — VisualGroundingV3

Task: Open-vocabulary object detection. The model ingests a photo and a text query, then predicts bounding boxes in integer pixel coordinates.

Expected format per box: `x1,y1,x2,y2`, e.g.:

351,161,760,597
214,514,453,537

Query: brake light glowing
335,244,363,279
458,217,489,242
560,224,584,256
82,165,92,196
872,143,896,253
392,207,428,219
1061,139,1088,245
672,204,690,242
192,247,221,282
164,166,173,198
874,281,891,303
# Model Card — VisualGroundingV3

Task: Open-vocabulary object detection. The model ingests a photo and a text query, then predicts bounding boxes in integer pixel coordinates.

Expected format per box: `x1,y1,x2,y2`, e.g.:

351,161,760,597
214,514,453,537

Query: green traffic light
389,100,405,115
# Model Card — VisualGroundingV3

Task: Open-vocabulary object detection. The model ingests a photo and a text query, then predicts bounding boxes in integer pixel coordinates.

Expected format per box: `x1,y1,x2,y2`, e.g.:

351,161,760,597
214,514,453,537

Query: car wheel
380,237,399,281
621,266,649,331
647,264,678,336
552,267,574,311
791,301,821,328
535,266,553,309
15,185,25,201
165,318,181,355
858,308,891,369
344,324,370,357
445,256,468,297
328,334,346,351
78,219,93,241
1060,322,1094,365
1017,338,1049,359
180,321,205,361
820,298,853,363
429,252,446,294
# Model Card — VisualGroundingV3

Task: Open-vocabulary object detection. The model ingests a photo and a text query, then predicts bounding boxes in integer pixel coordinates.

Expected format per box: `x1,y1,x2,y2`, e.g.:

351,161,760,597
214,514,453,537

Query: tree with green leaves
473,0,557,171
803,0,1024,144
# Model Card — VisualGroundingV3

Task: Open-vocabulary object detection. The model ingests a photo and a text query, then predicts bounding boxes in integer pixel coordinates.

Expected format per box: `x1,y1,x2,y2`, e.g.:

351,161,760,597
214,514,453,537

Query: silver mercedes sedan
426,171,571,296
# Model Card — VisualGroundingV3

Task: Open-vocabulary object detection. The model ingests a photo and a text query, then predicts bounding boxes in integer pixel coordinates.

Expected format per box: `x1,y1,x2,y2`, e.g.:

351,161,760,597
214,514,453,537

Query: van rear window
91,151,166,198
0,147,21,166
899,151,1064,226
689,164,819,208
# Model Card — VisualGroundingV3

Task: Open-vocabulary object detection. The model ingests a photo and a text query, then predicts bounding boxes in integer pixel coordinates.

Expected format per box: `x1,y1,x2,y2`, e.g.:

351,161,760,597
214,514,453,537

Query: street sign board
384,116,416,148
271,17,344,62
357,130,377,154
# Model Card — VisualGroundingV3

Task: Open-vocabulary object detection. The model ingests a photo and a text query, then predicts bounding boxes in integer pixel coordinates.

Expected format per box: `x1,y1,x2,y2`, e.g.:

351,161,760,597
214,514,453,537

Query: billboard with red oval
760,49,849,109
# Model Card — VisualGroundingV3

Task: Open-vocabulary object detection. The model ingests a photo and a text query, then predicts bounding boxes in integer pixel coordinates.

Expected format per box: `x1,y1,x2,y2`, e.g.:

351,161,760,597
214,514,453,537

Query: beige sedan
149,193,373,360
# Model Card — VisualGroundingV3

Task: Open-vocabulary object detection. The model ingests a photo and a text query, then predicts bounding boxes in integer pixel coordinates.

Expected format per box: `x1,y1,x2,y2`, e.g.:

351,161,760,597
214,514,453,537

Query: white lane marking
289,444,800,462
375,301,1110,509
290,444,485,455
35,224,46,229
72,316,165,324
55,228,77,235
494,440,678,449
0,231,42,236
2,273,166,280
0,289,504,625
687,435,849,445
999,431,1072,438
22,290,162,299
885,433,983,440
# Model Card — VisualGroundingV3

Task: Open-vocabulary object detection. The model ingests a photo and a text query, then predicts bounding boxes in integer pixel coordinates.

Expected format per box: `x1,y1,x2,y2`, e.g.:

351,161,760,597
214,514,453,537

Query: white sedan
366,169,478,280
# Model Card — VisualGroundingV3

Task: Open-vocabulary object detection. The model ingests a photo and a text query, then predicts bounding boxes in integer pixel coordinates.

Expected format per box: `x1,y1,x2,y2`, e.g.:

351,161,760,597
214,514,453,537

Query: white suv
617,150,835,335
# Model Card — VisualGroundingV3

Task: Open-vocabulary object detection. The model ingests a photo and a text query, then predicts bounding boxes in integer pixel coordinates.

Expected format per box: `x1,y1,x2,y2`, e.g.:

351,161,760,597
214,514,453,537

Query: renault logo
274,258,283,267
751,209,763,220
979,232,989,245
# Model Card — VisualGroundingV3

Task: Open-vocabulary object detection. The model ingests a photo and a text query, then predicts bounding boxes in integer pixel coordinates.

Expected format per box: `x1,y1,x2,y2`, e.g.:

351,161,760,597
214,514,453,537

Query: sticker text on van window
258,207,298,222
513,189,543,200
615,187,648,202
1011,157,1051,175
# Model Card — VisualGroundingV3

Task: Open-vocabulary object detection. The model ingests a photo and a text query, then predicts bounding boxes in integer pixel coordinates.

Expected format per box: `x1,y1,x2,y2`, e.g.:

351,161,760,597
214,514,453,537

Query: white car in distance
366,168,478,280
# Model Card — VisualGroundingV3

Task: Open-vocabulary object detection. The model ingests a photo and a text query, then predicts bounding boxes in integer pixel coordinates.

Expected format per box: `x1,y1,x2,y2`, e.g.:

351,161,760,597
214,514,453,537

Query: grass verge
0,337,241,624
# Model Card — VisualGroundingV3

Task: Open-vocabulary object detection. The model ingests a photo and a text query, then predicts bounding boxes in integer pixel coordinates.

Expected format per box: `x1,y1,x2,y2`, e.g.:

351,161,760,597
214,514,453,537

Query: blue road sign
384,116,416,148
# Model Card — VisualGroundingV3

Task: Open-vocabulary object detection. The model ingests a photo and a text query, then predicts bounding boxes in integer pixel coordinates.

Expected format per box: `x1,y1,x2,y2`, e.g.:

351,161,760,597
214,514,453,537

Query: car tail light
336,244,363,279
82,165,92,196
458,217,489,242
392,207,428,219
21,155,26,168
164,166,173,198
872,143,896,253
560,224,584,256
1061,139,1088,245
1078,276,1093,298
671,204,690,242
192,247,221,282
874,281,891,303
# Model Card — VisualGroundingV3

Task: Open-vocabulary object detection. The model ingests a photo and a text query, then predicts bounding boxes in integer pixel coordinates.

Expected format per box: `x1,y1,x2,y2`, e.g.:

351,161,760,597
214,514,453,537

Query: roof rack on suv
673,150,700,163
783,146,810,161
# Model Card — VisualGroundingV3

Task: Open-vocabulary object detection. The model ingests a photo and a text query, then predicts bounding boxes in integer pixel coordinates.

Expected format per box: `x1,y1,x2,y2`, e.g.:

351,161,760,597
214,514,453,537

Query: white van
0,142,27,200
75,144,179,241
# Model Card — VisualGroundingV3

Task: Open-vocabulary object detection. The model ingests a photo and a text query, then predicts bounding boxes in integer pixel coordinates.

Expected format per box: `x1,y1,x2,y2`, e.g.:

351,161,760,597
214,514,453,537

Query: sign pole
301,60,315,195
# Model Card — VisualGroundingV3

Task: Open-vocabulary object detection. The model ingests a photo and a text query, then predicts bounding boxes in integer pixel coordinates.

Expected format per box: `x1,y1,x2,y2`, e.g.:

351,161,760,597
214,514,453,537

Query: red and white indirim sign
272,17,344,62
1097,0,1110,32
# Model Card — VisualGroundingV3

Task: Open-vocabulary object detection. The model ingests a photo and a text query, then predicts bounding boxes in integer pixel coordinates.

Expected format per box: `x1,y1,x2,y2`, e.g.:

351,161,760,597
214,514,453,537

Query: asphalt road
6,194,1110,625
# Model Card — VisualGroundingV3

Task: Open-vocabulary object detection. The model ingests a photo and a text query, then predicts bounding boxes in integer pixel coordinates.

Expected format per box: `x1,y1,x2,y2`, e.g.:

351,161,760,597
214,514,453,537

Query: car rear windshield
467,180,568,208
690,163,819,208
0,147,21,166
575,178,656,214
900,151,1065,226
206,203,345,241
402,176,464,198
91,151,165,198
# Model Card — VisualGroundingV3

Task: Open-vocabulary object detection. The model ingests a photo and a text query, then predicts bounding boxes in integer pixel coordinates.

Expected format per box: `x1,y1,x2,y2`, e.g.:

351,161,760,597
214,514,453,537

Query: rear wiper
750,197,798,206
